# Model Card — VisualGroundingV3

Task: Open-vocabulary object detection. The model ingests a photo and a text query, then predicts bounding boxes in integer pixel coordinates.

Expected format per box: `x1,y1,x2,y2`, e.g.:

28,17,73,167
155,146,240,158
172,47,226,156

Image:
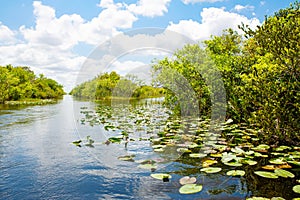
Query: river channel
0,95,298,200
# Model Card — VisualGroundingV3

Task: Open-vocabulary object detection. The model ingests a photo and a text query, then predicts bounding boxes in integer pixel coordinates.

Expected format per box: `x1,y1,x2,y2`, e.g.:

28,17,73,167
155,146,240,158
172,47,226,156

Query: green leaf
150,173,172,180
179,184,203,194
274,169,295,178
243,159,258,166
118,155,135,162
226,170,245,176
108,137,122,143
72,140,82,146
200,167,222,174
189,153,207,158
254,171,278,179
270,197,285,200
269,158,286,165
138,163,157,170
247,197,270,200
293,185,300,194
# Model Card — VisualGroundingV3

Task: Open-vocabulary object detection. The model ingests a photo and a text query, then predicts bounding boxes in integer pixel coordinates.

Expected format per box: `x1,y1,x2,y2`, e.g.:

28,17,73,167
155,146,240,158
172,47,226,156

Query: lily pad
288,161,300,166
224,162,243,167
151,173,172,180
177,148,191,153
274,169,295,178
210,153,222,158
118,155,135,161
293,185,300,194
275,146,291,151
179,176,197,185
247,197,270,200
179,184,203,194
243,160,258,166
254,171,278,179
203,159,218,167
262,165,277,170
270,197,285,200
72,140,82,147
138,163,157,170
200,167,222,174
226,170,245,176
269,158,287,165
108,137,122,143
189,153,207,158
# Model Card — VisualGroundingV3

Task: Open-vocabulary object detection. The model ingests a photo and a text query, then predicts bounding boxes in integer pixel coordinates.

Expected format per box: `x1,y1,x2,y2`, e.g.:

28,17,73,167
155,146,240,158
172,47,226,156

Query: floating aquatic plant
179,184,203,194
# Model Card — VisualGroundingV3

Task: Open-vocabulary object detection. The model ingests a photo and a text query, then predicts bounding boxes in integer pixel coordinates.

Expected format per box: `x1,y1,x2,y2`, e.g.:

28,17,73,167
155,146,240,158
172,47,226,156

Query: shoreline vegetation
0,64,65,105
70,2,299,146
4,99,59,106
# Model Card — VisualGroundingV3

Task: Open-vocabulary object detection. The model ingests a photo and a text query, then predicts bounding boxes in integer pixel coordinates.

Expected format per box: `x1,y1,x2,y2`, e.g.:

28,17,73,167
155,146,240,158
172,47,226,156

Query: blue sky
0,0,294,91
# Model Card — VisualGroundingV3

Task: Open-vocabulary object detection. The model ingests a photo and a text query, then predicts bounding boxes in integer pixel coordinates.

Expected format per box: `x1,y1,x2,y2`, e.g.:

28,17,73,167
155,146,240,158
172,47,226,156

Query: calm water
0,96,297,200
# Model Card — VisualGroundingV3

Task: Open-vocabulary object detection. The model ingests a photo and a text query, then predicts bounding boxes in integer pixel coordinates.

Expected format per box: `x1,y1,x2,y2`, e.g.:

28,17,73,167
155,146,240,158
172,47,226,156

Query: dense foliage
70,71,164,99
152,2,300,145
0,65,65,103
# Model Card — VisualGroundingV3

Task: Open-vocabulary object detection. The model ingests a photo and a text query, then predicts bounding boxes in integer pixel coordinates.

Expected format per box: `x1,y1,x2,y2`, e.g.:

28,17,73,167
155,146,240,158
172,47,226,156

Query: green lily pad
231,147,245,155
247,197,270,200
274,169,295,178
179,184,203,194
200,167,222,174
243,160,258,166
254,152,268,157
252,144,270,152
150,173,172,180
271,197,285,200
152,144,166,149
203,159,218,167
275,146,291,151
293,185,300,194
189,153,207,158
179,176,197,185
224,162,243,167
72,140,82,146
210,153,222,158
177,148,191,153
108,137,122,143
226,170,245,176
288,161,300,166
269,158,287,165
118,155,135,161
138,163,157,170
254,171,278,179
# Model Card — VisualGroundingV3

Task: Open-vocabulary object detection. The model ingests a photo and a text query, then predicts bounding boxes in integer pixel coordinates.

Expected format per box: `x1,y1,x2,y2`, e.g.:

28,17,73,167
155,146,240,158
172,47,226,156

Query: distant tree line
70,71,164,99
0,65,65,103
153,2,299,145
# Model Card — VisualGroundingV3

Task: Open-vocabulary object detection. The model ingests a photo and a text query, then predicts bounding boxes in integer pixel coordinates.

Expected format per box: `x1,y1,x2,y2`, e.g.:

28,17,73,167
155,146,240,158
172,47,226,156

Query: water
0,96,298,200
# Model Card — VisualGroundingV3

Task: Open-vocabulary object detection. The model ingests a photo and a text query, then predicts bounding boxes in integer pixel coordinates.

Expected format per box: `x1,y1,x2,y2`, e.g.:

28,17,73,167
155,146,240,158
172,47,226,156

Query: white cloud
97,0,114,8
167,7,260,41
0,1,140,92
182,0,224,4
260,1,266,6
234,4,255,12
127,0,171,17
0,22,16,44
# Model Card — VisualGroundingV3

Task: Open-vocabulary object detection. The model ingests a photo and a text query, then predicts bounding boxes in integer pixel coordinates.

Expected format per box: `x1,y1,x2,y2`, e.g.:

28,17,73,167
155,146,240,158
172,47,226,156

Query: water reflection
1,96,297,199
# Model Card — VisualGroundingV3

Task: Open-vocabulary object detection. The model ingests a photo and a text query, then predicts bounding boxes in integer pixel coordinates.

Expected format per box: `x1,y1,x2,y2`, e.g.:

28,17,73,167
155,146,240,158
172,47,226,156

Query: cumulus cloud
167,7,260,41
182,0,224,4
0,1,140,91
127,0,171,17
0,22,17,45
234,4,255,12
